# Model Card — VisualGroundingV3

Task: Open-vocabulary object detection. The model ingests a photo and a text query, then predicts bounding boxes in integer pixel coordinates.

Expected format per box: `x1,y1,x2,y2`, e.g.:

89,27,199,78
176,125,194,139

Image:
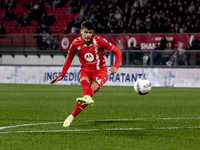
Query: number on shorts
96,77,102,85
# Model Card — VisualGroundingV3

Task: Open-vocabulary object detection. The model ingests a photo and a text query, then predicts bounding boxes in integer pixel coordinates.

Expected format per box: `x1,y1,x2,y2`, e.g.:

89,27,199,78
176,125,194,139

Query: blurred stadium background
0,0,200,87
0,0,200,67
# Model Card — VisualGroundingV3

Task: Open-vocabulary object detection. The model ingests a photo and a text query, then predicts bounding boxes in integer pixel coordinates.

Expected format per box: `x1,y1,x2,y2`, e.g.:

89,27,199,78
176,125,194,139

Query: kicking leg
76,77,95,105
63,76,101,127
63,78,99,127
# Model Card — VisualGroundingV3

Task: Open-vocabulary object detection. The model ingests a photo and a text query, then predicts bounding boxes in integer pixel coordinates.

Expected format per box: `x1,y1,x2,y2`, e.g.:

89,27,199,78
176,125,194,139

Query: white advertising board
0,66,200,87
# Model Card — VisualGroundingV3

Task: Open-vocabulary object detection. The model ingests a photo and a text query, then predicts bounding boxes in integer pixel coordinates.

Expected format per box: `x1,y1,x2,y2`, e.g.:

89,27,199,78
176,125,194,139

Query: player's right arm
50,44,77,84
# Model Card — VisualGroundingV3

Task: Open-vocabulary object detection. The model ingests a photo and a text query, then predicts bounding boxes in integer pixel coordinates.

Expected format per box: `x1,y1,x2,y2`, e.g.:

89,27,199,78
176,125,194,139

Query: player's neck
82,35,94,44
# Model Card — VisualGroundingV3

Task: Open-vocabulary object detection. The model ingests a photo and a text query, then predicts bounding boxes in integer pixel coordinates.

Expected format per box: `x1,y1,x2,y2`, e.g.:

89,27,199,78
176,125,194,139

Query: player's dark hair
81,21,94,30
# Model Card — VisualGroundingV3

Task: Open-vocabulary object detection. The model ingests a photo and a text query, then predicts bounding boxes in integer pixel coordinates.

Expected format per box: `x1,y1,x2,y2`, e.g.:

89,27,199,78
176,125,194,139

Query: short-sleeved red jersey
59,35,121,77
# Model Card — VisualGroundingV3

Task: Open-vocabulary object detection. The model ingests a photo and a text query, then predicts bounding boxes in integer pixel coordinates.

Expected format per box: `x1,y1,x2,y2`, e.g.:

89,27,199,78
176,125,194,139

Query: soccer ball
134,78,151,95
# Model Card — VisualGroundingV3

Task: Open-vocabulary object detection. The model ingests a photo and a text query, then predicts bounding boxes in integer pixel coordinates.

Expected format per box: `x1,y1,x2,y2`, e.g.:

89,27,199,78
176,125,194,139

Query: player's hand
109,67,118,74
50,76,63,85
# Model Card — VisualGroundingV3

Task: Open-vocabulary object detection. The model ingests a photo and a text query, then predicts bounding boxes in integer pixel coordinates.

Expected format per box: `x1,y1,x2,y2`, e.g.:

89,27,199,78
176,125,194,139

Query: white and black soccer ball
134,78,151,95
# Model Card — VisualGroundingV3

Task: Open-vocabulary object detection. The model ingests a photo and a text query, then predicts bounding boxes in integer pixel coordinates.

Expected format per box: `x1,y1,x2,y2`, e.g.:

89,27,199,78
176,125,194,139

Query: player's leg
90,80,100,93
91,69,107,93
63,69,93,127
63,69,107,127
76,68,95,105
76,76,94,105
63,102,88,127
63,77,94,127
76,68,108,104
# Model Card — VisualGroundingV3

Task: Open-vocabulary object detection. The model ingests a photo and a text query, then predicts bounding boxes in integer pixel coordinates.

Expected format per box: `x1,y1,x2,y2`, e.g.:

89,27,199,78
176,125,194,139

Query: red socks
71,103,88,117
80,80,94,97
71,80,94,118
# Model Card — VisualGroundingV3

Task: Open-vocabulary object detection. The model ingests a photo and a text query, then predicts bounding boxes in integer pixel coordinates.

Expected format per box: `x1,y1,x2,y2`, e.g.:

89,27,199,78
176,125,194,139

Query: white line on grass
0,122,62,130
83,117,200,122
1,117,200,131
0,126,200,134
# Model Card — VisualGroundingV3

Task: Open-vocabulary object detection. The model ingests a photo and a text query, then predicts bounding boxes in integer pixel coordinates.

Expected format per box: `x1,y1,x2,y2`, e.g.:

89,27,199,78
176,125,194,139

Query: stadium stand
0,0,79,34
0,0,199,34
0,0,200,66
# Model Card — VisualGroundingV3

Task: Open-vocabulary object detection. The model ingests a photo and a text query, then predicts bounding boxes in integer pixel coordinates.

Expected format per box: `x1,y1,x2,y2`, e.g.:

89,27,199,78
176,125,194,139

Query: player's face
81,28,93,43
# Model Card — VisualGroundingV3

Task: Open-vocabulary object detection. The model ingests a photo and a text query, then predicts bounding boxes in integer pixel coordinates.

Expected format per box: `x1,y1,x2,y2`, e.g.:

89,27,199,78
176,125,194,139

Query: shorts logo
84,53,94,62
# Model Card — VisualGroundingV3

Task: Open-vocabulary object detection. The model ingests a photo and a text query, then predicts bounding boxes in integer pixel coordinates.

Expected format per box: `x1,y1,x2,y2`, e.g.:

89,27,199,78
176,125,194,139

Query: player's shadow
73,120,162,138
91,120,136,124
76,120,140,127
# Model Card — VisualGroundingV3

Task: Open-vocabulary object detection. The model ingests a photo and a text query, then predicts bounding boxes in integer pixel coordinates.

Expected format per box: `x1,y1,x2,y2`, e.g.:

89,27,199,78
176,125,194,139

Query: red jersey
59,35,122,77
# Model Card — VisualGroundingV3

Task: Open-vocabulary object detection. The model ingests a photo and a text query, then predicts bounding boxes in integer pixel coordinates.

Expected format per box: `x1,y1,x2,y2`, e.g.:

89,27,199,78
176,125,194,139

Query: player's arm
100,37,122,74
50,46,76,84
109,46,122,74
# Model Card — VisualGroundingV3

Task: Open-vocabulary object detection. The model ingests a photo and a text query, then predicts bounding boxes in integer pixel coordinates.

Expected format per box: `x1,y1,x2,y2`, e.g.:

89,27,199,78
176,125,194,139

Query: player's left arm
100,37,122,74
109,46,122,74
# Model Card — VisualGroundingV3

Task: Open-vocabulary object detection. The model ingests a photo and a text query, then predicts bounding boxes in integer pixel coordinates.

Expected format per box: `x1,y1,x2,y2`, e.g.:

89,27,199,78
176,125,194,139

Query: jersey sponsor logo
84,53,94,62
61,38,69,49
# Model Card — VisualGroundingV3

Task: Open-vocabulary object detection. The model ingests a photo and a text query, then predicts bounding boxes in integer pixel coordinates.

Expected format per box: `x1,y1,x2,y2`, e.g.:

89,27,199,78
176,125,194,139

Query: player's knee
91,81,99,92
79,77,90,82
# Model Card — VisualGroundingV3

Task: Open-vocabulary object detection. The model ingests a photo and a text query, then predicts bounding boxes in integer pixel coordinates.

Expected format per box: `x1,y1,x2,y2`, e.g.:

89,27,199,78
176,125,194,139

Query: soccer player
50,21,122,127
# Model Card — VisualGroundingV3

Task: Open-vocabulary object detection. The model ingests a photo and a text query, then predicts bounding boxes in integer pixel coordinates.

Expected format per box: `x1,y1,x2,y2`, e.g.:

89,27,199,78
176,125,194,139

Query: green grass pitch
0,84,200,150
